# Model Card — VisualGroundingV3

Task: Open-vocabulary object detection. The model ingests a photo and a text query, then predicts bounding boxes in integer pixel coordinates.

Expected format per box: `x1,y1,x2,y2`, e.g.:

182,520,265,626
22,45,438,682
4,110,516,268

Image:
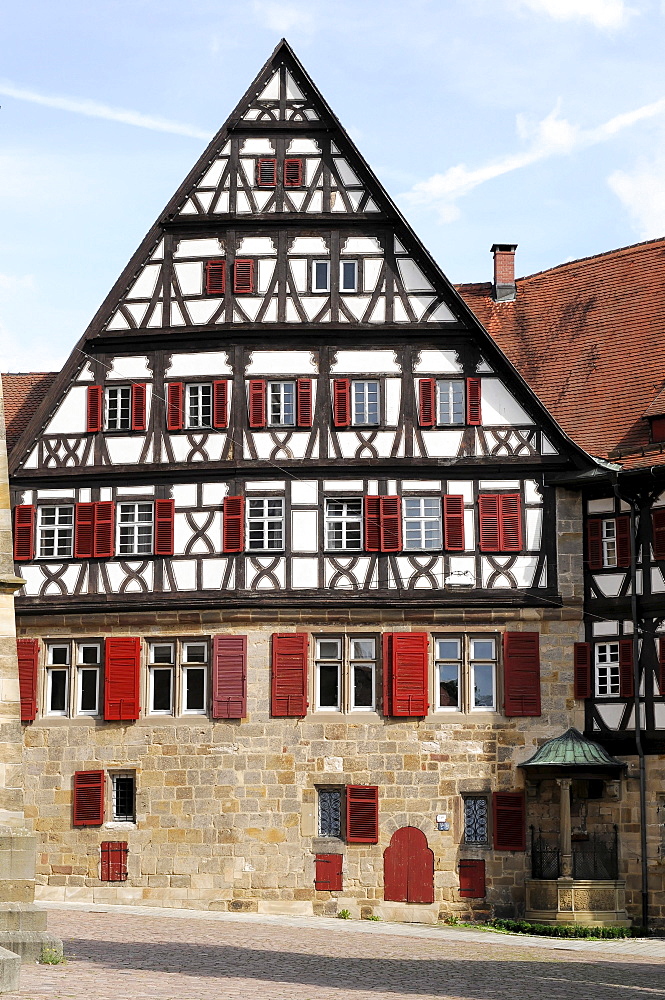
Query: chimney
491,244,517,302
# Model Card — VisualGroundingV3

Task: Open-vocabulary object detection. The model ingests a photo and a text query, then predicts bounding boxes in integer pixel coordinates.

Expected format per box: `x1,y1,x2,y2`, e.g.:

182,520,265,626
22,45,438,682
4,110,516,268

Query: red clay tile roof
2,373,58,454
644,384,665,418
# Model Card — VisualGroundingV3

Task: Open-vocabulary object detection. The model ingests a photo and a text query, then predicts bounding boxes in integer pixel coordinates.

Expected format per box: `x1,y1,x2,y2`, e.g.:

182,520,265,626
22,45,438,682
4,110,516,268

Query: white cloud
514,0,636,30
251,1,316,33
608,154,665,238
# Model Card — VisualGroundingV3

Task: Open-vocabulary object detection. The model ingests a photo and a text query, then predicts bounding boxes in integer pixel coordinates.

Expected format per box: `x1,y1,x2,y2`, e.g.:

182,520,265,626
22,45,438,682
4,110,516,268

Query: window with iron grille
317,787,343,838
463,796,489,845
111,773,135,823
38,506,74,558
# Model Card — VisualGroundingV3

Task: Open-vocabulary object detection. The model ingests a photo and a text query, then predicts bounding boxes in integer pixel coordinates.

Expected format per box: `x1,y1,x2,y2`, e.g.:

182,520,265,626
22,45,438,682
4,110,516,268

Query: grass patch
442,916,646,940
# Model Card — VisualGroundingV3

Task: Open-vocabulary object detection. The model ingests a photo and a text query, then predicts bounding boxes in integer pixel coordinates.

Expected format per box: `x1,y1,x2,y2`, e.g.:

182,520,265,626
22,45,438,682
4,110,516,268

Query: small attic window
257,158,277,187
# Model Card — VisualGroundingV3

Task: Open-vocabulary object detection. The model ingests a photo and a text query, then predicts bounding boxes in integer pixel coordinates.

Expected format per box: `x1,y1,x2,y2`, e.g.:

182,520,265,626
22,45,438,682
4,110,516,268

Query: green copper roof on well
520,728,624,769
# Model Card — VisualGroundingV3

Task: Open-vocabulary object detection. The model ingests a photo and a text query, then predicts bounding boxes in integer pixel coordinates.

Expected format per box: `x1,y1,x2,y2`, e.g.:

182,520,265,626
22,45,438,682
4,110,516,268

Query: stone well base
525,878,630,927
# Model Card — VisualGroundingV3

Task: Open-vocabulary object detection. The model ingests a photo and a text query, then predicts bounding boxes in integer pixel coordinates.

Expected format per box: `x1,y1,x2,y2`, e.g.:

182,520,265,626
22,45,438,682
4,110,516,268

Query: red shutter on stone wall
167,382,184,431
284,158,303,187
205,261,226,295
619,638,634,698
131,384,146,431
653,509,665,561
234,259,255,293
13,505,35,561
222,497,245,552
248,380,267,428
154,499,175,556
213,380,229,429
332,379,351,427
93,502,115,559
443,495,465,551
658,637,665,696
346,785,379,844
211,635,247,719
382,632,393,716
104,637,141,721
503,632,541,717
270,633,308,717
16,638,38,723
459,859,486,898
499,494,522,551
314,853,343,890
74,503,95,559
73,770,105,826
587,519,603,570
100,841,128,882
466,377,482,425
86,385,103,433
257,158,277,186
573,642,592,699
418,378,436,427
493,791,525,851
478,495,500,552
380,497,402,552
389,632,429,717
364,497,381,552
615,515,631,568
296,379,313,427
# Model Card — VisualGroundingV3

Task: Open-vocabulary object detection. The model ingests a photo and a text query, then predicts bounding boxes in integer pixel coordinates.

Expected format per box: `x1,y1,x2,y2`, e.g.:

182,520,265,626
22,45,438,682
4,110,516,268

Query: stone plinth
525,878,630,926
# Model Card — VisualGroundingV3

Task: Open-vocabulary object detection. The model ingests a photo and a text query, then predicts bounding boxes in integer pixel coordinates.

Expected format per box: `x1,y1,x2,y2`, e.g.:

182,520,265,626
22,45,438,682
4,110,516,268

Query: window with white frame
44,642,101,717
46,644,70,716
247,498,284,550
463,795,489,845
76,643,101,716
325,499,362,550
182,641,208,714
38,505,74,558
315,636,376,713
435,636,497,712
340,260,358,292
147,640,209,716
596,642,620,696
105,386,132,430
403,497,442,550
148,643,174,714
352,380,379,426
602,519,618,568
111,772,136,823
118,503,153,556
186,383,213,429
313,260,330,292
437,379,465,425
268,381,295,427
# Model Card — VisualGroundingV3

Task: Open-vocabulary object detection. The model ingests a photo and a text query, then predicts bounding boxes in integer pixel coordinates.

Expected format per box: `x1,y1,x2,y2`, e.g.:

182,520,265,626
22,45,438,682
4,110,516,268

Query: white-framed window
403,497,442,550
45,644,70,716
352,380,379,426
247,498,284,551
313,260,330,292
268,381,296,427
340,260,358,292
434,635,497,712
146,640,209,716
186,383,213,429
602,519,618,568
182,641,208,714
596,642,620,696
148,642,174,715
437,379,465,425
325,499,362,550
463,795,489,845
314,636,376,713
118,503,153,556
45,642,102,718
38,505,74,558
105,386,132,430
435,637,462,711
76,643,101,716
111,772,136,823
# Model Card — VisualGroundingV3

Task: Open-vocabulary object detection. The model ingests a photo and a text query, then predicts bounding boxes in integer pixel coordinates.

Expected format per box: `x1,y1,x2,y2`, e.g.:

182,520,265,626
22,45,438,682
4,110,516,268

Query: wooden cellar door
383,827,434,904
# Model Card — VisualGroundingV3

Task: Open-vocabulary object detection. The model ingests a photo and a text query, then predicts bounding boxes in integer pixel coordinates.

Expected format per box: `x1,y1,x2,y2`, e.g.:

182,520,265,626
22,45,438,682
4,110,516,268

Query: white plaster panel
397,259,434,292
654,703,665,728
289,237,328,254
367,481,379,494
236,297,264,322
106,356,151,380
171,559,197,590
44,386,86,434
336,432,394,459
476,358,494,373
368,298,386,323
258,259,276,293
35,488,74,500
286,138,320,154
402,481,441,492
330,351,399,374
291,481,318,505
237,236,276,255
99,488,112,502
413,350,462,374
446,556,476,587
301,297,327,320
587,498,615,514
105,437,145,465
19,565,47,596
651,567,665,593
248,435,274,460
448,481,474,504
200,433,227,462
384,379,401,427
479,480,520,490
481,379,533,426
240,138,275,154
386,480,397,495
421,430,463,458
76,362,95,382
341,296,371,320
165,352,232,377
116,485,154,496
363,258,383,292
265,432,310,460
246,557,286,589
524,480,542,504
288,259,307,291
245,480,285,491
202,482,229,506
623,621,634,635
409,295,435,320
592,621,620,636
619,499,630,512
78,488,91,503
186,299,222,325
245,351,318,375
526,508,542,550
541,435,558,455
464,509,475,551
173,483,197,509
291,558,319,588
324,556,373,588
198,161,226,187
654,491,665,508
596,704,624,729
151,239,164,260
169,436,192,462
323,481,363,491
593,573,626,598
335,160,361,187
105,562,153,593
174,262,202,296
202,558,233,590
125,265,160,300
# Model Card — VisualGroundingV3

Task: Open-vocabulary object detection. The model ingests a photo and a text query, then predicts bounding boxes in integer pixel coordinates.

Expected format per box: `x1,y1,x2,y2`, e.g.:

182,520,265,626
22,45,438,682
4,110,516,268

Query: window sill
310,712,380,721
104,821,137,831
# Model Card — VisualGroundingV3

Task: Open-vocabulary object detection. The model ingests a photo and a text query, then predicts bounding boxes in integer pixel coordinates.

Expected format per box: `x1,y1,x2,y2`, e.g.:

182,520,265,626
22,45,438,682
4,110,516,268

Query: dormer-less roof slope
1,373,57,454
457,237,665,472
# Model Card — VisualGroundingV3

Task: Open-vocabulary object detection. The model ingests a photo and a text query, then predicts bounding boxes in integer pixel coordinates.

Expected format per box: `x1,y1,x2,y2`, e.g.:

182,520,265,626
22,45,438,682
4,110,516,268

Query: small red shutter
104,637,140,721
205,261,226,294
418,378,436,427
86,385,103,433
131,384,146,431
466,377,482,425
573,642,592,699
364,497,381,552
653,509,665,561
332,379,351,427
619,638,634,698
615,515,631,568
213,380,229,429
587,519,603,570
284,158,303,187
234,259,255,293
314,854,343,891
154,499,175,556
493,791,526,851
443,495,465,551
167,382,184,431
459,859,486,898
101,841,128,882
658,637,665,696
248,379,267,428
223,496,245,552
296,379,313,427
380,497,402,552
256,158,277,186
271,633,308,717
74,503,95,559
16,638,38,723
503,632,541,717
13,505,35,561
499,494,522,551
73,770,105,826
211,635,247,719
347,785,379,844
478,495,500,552
390,632,429,717
93,501,115,559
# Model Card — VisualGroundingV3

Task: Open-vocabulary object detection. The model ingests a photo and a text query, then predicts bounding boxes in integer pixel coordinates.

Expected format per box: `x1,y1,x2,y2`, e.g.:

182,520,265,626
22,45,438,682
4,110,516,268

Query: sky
2,0,665,372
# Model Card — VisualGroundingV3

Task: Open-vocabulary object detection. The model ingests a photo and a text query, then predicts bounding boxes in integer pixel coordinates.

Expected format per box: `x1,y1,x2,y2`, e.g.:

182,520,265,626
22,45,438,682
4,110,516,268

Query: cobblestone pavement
6,904,665,1000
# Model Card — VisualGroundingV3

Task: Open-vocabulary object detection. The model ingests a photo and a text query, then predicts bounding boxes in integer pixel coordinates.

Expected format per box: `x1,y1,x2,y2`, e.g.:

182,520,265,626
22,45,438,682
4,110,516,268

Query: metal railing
530,825,619,881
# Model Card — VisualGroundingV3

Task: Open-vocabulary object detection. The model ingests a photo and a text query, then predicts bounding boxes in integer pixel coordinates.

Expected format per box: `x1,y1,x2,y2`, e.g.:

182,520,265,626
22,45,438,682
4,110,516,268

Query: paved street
5,903,665,1000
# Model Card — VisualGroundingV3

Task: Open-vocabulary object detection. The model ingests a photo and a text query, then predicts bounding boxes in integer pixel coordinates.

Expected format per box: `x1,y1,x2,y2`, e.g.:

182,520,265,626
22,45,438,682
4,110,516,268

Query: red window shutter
418,378,436,427
493,791,525,851
466,377,482,425
478,495,500,552
380,497,402,552
101,841,128,882
443,495,465,551
248,379,267,428
346,785,379,844
86,385,103,433
615,515,631,568
382,632,393,716
314,853,343,891
587,519,603,570
93,501,115,559
653,509,665,561
284,158,303,187
205,261,226,295
256,158,277,186
658,637,665,696
16,638,38,723
73,770,105,826
499,494,522,551
213,380,229,429
223,497,245,552
154,499,174,556
332,378,351,428
74,503,95,559
503,632,541,717
296,379,313,427
459,859,485,898
13,505,35,561
167,382,184,431
271,633,308,717
211,635,247,719
390,632,429,717
234,259,255,294
619,638,634,698
364,497,381,552
573,642,592,699
104,637,140,721
131,384,146,431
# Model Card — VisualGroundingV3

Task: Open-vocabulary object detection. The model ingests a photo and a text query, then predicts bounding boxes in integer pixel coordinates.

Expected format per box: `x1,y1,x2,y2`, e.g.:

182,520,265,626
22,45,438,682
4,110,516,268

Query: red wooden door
383,827,434,904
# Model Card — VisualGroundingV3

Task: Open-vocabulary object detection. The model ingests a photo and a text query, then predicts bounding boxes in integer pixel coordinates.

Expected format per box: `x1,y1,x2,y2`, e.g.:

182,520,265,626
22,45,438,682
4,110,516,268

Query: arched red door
383,826,434,904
